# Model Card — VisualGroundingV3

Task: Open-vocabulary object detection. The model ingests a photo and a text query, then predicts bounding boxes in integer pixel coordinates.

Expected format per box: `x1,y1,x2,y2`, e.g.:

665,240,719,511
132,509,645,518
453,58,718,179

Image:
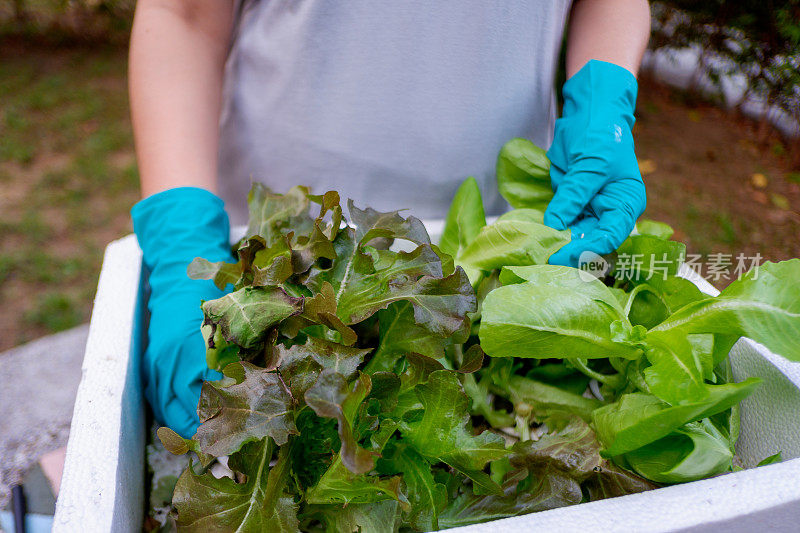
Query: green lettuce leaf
280,337,369,381
592,380,761,457
247,183,313,243
377,444,448,531
642,330,713,405
459,209,570,271
399,370,509,494
440,176,487,259
320,499,403,533
194,362,297,456
348,199,430,246
440,176,487,284
305,455,405,506
305,371,376,474
309,227,476,337
187,257,241,290
500,374,602,422
174,439,299,531
619,420,734,483
367,301,447,373
635,219,674,240
299,281,358,345
652,260,800,362
439,417,653,528
613,235,686,288
496,138,553,210
480,277,642,360
202,286,303,349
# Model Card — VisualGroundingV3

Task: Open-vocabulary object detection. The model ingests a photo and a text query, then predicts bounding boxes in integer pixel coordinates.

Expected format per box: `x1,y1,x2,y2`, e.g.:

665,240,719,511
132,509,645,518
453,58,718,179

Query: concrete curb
0,324,89,512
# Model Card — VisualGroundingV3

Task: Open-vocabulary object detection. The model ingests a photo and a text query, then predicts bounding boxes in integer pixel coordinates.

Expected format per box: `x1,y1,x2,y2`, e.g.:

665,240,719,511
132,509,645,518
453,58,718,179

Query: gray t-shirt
218,0,572,225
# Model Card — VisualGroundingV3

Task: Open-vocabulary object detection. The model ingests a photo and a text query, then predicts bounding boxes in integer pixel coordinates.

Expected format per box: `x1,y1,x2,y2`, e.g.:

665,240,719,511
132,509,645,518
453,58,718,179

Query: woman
129,0,650,436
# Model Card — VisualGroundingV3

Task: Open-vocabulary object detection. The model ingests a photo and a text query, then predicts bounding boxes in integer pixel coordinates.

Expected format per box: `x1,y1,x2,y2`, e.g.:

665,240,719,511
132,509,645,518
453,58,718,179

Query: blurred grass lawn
0,44,798,351
0,43,138,349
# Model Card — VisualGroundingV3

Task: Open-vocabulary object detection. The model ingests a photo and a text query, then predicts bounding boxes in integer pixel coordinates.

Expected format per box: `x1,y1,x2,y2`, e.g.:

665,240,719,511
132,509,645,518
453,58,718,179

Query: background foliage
1,0,134,44
651,1,800,154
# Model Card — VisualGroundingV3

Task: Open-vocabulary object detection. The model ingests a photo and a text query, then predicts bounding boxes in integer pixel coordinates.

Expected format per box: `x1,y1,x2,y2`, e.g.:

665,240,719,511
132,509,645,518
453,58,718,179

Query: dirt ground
0,45,798,351
635,76,800,285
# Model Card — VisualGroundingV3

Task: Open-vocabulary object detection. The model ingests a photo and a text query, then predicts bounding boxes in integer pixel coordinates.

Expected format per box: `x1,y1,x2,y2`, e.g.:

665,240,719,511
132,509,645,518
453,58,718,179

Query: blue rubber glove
545,60,646,267
132,187,232,438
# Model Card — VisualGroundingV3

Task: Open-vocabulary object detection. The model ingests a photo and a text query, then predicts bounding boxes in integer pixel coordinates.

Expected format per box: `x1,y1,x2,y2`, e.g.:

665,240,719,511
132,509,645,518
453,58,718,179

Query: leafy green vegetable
173,439,298,531
458,209,570,272
305,371,377,474
202,286,303,348
194,362,297,456
480,272,643,360
495,137,553,210
368,301,446,373
501,374,602,422
756,451,783,466
613,234,686,287
438,176,486,260
468,149,800,484
438,417,654,528
377,444,448,530
440,176,487,284
591,382,760,457
400,370,508,494
635,219,674,240
158,138,800,532
168,184,515,531
619,420,734,483
652,260,800,361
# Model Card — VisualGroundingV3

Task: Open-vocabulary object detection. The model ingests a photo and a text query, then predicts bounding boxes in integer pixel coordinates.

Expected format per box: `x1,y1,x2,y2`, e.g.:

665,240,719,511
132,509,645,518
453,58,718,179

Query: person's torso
218,0,572,224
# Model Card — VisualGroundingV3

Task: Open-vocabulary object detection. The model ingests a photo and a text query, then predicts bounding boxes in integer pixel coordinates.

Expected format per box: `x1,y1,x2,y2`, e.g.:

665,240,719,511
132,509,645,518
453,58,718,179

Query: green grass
681,204,744,257
0,254,14,284
0,44,138,348
24,292,83,333
714,213,740,246
18,209,51,244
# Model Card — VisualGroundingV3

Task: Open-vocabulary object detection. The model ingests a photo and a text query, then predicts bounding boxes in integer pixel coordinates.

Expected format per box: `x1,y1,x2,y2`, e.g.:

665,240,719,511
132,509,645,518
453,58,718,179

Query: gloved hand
132,187,232,438
544,59,646,267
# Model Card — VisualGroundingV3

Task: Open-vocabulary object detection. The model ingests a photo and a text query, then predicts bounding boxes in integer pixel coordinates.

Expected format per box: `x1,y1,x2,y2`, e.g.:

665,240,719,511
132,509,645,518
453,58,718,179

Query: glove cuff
132,187,233,275
561,60,638,124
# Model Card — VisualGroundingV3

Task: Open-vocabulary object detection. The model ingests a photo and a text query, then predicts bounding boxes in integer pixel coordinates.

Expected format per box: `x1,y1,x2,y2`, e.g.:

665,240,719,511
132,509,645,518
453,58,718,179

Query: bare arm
566,0,651,78
129,0,234,198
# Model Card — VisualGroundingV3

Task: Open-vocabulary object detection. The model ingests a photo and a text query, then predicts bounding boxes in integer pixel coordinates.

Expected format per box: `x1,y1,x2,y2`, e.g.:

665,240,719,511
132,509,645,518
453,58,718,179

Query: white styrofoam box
53,235,146,532
55,225,800,532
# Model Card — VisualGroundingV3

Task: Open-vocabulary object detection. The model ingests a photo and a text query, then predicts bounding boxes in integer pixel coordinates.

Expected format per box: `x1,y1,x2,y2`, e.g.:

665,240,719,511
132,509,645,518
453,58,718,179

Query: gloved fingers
574,186,643,264
547,231,614,268
174,365,225,424
142,304,209,431
590,178,646,244
547,239,581,267
546,213,600,268
568,214,600,239
547,178,646,269
544,166,607,230
548,185,641,268
172,337,213,419
163,395,201,439
545,127,569,187
590,172,645,215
